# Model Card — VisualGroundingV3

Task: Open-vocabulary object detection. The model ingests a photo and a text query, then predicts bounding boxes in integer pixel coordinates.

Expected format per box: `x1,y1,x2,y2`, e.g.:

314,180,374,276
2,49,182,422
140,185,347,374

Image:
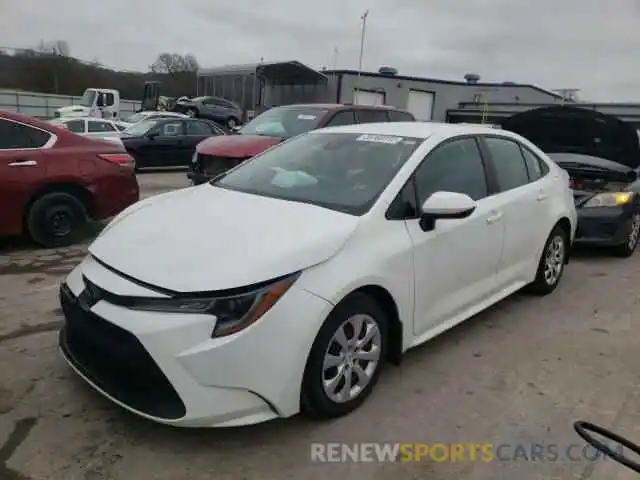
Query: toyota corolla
58,122,576,427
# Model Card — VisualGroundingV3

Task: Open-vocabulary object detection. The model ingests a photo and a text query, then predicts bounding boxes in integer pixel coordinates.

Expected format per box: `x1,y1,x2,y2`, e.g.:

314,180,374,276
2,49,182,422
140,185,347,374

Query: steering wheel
574,421,640,473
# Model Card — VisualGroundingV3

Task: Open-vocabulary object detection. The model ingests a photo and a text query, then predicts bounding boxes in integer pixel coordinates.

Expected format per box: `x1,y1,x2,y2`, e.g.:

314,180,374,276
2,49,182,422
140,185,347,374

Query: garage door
407,90,435,121
354,89,384,106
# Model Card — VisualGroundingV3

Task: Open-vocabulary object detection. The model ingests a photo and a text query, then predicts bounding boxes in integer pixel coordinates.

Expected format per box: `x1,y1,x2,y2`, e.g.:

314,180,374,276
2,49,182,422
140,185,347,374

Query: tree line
0,40,201,101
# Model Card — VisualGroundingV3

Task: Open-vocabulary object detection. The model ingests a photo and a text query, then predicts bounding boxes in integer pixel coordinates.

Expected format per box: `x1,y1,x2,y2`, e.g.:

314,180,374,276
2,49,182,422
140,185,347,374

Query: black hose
574,421,640,473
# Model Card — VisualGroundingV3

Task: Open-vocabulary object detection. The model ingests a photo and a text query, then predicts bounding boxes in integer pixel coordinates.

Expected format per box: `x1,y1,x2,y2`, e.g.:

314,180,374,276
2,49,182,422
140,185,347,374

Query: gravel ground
1,171,639,479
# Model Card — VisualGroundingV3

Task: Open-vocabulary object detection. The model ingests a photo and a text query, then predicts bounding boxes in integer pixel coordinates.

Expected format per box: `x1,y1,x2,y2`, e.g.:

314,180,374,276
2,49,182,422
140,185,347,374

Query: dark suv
188,103,415,184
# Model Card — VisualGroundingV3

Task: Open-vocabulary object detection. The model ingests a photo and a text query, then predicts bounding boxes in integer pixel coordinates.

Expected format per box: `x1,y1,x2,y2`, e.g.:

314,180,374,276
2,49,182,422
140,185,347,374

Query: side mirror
419,191,476,232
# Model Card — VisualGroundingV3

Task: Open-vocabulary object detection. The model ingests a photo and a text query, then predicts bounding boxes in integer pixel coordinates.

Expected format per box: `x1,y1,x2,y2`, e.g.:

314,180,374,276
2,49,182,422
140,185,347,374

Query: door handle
486,211,503,224
8,160,37,167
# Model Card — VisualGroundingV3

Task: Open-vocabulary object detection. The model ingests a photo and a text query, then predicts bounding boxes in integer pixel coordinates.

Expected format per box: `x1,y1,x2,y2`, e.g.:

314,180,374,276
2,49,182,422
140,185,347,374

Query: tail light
97,153,134,168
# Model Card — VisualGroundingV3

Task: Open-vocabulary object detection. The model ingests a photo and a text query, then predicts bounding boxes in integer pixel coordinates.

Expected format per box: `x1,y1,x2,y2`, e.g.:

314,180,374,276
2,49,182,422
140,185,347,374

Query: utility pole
332,46,339,70
354,10,369,104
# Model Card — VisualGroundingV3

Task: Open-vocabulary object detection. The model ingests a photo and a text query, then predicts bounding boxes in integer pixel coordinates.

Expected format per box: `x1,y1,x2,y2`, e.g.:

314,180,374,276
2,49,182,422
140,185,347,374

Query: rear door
479,135,548,288
0,118,53,235
183,120,217,165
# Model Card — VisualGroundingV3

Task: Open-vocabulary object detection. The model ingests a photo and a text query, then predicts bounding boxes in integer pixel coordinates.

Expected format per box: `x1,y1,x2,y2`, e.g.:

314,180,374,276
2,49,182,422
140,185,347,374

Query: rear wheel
613,213,640,258
26,192,88,248
226,117,239,129
301,293,387,420
524,225,568,295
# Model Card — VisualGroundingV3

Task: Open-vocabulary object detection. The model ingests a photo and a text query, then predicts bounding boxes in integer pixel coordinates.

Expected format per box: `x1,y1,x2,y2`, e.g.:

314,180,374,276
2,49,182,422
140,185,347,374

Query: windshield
78,89,96,107
123,119,159,136
212,132,422,215
239,107,327,139
125,113,149,123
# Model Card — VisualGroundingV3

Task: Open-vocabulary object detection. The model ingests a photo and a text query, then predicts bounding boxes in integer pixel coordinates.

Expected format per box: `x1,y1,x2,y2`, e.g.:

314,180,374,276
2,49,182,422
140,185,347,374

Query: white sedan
119,111,188,129
49,117,126,146
58,122,577,427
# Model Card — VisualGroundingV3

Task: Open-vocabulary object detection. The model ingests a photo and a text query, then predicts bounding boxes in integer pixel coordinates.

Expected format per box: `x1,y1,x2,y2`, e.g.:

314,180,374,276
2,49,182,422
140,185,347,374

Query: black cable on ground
574,421,640,473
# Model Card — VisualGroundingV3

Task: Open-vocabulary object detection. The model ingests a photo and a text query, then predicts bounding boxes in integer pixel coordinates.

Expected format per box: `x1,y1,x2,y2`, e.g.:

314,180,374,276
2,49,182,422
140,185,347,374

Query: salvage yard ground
1,172,640,479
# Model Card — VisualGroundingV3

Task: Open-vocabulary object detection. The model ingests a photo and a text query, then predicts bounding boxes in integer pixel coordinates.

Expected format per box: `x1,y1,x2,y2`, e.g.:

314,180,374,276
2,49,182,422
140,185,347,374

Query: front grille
198,154,247,177
59,283,186,420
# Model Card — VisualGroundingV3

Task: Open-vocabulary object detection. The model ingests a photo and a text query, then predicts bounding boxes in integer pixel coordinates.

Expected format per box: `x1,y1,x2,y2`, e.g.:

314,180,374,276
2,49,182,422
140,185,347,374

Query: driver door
404,136,505,336
139,120,186,167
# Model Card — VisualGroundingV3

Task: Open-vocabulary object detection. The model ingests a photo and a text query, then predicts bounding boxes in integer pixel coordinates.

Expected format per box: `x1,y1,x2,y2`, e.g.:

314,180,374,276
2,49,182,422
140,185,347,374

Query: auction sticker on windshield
356,134,404,144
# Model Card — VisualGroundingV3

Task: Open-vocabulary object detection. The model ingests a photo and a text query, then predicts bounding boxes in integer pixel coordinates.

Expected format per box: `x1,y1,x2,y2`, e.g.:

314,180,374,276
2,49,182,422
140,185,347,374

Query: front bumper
58,256,332,427
573,206,633,246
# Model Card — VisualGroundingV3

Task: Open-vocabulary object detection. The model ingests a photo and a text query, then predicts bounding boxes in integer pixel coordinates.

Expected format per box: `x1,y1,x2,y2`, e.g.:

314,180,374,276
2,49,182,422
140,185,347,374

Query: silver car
173,96,243,129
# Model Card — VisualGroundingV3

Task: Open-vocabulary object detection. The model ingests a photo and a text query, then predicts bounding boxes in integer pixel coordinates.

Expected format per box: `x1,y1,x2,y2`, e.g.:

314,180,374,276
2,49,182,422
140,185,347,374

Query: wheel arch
345,284,404,365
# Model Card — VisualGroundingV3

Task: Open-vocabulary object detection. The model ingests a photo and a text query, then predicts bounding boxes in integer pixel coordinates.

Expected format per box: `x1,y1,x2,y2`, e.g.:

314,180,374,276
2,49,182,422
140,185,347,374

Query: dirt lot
1,171,640,479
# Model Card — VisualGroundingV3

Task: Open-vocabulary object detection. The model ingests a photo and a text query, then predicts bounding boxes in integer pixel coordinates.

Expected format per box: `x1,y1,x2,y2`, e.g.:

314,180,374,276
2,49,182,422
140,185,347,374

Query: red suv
0,111,139,247
188,103,415,184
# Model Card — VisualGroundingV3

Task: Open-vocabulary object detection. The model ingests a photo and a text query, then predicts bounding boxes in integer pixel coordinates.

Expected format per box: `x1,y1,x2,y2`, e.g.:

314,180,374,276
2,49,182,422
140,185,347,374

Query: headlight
128,273,299,337
583,192,633,208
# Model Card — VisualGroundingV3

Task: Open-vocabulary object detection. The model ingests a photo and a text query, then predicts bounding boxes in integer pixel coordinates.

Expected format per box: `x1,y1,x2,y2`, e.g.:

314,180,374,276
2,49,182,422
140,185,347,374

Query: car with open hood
187,103,416,185
503,105,640,257
58,121,575,427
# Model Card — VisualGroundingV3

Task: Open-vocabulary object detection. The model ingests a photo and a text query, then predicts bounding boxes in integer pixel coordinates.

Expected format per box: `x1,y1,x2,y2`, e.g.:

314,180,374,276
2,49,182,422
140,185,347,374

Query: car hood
88,185,359,292
196,134,283,158
56,105,91,117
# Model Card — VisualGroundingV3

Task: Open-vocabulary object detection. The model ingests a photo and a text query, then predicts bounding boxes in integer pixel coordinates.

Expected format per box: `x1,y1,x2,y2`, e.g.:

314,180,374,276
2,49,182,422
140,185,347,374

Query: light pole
354,10,369,104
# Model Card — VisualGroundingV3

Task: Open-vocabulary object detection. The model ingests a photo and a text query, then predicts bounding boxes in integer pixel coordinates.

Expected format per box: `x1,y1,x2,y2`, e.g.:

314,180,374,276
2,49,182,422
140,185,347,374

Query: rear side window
64,120,85,133
520,146,547,181
0,119,51,149
87,121,116,132
357,109,390,123
389,110,414,122
324,111,356,127
483,137,530,191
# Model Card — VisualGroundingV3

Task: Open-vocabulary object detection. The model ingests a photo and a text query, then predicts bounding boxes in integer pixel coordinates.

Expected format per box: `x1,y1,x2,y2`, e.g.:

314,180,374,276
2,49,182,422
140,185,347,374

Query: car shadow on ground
0,222,104,256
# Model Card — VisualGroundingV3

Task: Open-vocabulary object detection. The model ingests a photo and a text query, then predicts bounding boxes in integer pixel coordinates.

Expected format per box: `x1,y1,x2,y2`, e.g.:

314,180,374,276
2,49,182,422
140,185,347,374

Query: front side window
239,107,327,139
64,119,85,133
186,121,213,135
213,132,423,215
413,137,489,204
0,119,51,149
158,121,184,137
484,137,531,191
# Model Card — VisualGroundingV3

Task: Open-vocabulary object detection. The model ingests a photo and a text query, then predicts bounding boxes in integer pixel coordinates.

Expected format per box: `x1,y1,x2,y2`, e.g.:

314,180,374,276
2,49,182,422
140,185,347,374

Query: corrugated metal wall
0,89,141,120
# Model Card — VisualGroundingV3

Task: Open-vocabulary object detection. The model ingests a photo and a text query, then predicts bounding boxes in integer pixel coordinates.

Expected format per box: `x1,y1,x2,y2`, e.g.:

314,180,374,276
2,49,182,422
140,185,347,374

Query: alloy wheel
628,213,640,250
544,235,565,285
322,314,382,403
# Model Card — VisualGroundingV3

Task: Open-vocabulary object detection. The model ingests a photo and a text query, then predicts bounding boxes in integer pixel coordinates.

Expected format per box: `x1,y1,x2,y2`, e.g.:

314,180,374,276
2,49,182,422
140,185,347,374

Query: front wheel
226,117,239,129
524,225,568,295
186,108,198,118
613,213,640,258
301,293,387,420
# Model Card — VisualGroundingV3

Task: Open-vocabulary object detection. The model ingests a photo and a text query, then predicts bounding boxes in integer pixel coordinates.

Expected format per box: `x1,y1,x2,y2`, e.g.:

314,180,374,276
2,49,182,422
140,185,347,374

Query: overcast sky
1,0,639,102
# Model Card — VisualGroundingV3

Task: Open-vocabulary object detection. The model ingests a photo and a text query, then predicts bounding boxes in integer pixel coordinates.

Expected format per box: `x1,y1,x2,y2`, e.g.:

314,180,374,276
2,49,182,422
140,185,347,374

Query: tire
186,108,198,118
130,153,141,172
613,213,640,258
226,117,239,129
301,292,387,420
524,225,568,295
26,192,88,248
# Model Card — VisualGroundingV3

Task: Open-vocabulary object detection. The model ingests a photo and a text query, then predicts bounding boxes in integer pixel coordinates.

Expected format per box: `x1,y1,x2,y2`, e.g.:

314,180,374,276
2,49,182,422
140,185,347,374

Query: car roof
314,121,517,139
